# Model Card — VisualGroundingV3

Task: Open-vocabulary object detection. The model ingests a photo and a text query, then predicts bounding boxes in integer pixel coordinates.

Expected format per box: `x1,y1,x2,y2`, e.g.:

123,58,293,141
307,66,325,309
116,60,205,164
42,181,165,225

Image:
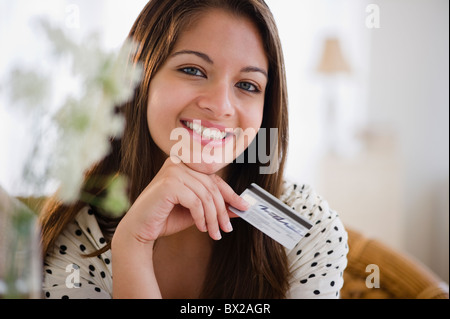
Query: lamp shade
316,37,351,74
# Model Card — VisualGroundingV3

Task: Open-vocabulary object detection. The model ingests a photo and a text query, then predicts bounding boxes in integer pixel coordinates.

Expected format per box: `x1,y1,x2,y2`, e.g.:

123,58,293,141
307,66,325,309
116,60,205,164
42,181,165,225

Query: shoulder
42,206,112,299
280,180,349,299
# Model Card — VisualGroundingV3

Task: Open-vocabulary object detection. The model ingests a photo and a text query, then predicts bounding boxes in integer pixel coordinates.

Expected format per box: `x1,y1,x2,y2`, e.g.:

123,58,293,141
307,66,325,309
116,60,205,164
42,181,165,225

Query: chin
184,162,229,177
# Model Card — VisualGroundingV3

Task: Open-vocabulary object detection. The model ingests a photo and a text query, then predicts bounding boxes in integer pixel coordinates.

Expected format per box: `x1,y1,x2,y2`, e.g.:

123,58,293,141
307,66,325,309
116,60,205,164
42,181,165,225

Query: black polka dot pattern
42,206,113,299
42,183,348,299
280,181,349,299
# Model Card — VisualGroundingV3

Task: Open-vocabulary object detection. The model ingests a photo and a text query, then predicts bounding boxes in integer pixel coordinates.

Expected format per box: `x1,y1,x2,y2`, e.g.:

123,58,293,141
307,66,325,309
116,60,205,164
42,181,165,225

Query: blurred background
0,0,448,283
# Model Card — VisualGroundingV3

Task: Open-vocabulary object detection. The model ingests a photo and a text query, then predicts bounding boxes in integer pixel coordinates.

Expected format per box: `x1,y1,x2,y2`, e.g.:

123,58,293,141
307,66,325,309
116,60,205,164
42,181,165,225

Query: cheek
147,82,175,151
147,79,179,128
147,93,162,139
147,78,194,120
233,104,264,156
241,103,264,132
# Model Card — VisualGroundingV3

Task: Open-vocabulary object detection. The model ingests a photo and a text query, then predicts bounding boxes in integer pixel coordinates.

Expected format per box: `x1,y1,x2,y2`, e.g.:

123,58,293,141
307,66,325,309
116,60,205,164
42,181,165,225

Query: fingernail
225,221,233,233
242,200,251,210
215,230,222,240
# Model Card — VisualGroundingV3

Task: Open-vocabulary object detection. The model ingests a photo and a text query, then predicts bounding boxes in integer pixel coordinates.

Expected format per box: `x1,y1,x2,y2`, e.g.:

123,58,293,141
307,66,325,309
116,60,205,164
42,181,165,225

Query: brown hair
39,0,289,298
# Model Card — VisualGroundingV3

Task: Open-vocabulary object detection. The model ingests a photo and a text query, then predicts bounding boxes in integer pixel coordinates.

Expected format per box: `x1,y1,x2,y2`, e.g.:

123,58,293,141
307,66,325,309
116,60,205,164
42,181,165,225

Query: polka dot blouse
42,181,348,299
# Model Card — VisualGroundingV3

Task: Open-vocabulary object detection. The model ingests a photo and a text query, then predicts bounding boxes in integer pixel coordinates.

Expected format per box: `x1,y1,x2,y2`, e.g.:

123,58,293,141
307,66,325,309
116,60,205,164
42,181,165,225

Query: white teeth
183,121,227,140
192,122,200,132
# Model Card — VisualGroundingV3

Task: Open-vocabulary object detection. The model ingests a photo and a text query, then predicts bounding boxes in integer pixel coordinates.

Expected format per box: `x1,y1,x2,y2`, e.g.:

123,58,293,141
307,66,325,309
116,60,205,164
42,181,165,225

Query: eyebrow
171,50,214,64
241,66,268,80
171,50,268,79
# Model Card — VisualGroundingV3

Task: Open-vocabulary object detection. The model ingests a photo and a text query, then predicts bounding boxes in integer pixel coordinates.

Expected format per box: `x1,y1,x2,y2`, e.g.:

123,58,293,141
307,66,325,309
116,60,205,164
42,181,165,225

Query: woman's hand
115,156,250,244
112,157,249,298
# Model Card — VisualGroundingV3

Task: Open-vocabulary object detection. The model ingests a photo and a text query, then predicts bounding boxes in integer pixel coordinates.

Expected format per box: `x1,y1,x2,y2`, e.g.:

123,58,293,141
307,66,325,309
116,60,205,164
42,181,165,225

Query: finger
181,173,223,241
211,175,250,211
174,184,208,234
182,168,234,236
227,208,240,219
205,178,233,234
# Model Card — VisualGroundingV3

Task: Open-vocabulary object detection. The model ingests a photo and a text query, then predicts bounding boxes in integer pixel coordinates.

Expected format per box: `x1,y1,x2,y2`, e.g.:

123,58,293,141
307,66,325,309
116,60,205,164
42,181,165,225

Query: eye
236,81,260,93
179,67,205,77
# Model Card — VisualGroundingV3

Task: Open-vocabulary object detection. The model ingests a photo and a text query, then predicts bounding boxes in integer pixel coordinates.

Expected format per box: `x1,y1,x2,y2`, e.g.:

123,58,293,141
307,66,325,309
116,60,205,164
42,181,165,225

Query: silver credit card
229,183,313,250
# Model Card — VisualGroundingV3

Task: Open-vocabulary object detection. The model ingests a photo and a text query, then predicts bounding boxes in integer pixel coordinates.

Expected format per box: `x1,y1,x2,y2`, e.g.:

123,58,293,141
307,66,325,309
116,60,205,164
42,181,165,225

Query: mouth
180,119,233,141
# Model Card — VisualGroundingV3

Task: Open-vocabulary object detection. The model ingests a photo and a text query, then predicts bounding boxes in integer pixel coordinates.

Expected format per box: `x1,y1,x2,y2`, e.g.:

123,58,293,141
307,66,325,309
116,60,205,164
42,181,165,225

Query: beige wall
317,0,449,283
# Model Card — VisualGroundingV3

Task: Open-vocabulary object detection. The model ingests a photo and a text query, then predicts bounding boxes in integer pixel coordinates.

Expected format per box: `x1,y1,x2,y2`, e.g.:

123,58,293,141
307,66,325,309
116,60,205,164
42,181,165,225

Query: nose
197,81,235,118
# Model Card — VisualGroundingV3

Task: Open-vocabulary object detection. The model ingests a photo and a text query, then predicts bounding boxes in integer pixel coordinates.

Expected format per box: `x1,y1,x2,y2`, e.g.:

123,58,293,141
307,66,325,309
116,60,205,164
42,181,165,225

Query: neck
153,226,214,298
155,226,213,258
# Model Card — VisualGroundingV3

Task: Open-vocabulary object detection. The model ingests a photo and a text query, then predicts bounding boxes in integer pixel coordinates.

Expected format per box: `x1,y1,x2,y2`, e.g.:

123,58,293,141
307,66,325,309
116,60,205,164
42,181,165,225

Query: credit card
229,183,313,250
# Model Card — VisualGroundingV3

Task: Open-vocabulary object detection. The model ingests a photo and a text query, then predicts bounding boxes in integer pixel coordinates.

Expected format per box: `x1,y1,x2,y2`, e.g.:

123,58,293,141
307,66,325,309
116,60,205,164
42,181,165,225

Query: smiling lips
181,119,233,144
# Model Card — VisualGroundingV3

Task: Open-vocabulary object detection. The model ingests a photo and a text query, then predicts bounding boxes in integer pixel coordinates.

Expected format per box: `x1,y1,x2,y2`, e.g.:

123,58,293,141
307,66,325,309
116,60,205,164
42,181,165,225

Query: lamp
316,37,352,155
317,37,351,75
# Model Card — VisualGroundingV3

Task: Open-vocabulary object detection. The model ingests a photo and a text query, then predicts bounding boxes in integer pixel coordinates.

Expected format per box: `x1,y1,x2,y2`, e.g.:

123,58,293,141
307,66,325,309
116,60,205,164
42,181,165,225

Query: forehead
172,9,268,70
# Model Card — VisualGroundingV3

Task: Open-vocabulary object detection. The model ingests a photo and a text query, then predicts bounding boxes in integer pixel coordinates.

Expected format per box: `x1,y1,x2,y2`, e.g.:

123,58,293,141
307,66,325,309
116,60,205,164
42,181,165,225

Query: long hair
39,0,289,298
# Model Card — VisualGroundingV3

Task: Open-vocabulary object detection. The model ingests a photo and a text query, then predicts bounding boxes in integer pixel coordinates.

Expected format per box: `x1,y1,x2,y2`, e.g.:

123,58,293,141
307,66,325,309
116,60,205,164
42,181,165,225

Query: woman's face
147,9,268,176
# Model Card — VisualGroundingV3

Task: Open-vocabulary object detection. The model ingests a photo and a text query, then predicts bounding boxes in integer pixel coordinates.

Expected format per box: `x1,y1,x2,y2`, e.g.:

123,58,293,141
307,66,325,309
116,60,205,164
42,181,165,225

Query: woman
40,0,348,299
